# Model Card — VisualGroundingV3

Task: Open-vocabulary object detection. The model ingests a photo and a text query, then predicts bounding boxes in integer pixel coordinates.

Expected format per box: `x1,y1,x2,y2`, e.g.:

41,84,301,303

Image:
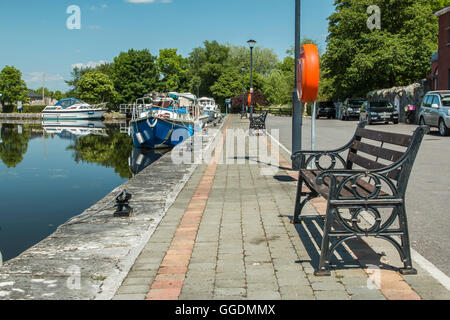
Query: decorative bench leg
293,176,317,224
315,205,335,276
398,206,417,275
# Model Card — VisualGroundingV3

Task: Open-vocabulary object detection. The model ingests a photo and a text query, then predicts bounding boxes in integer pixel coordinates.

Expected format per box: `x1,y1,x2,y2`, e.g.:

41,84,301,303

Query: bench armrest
291,121,368,170
291,150,349,171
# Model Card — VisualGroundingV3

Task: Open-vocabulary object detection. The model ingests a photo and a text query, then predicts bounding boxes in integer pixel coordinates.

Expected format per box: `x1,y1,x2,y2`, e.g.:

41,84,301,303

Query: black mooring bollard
114,190,133,217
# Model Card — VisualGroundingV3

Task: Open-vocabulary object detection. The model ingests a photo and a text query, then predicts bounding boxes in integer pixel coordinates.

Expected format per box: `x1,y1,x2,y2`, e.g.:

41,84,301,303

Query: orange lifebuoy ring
297,44,320,103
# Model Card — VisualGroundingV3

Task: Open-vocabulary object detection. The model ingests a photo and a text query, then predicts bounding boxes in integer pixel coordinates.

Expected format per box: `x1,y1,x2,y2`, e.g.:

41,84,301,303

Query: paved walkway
113,115,450,300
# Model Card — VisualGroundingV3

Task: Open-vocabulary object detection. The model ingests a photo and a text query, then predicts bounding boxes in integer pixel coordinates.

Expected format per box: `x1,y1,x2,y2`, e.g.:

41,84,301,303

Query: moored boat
42,98,107,120
198,97,220,123
130,93,203,149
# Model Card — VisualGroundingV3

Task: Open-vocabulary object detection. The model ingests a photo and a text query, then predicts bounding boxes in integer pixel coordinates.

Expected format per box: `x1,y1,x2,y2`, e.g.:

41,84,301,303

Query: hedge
1,105,47,113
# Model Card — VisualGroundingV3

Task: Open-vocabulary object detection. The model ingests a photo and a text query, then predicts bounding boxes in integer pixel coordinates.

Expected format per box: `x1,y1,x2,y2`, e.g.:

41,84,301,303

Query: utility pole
42,73,46,105
292,0,303,170
241,66,246,117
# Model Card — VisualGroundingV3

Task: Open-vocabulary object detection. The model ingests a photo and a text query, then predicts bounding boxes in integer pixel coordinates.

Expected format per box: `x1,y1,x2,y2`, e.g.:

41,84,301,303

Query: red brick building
433,6,450,90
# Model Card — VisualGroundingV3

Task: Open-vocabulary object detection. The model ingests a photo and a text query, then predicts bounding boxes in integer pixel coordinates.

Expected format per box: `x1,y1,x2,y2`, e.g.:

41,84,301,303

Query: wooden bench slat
348,153,400,180
348,152,385,170
351,140,404,163
356,128,412,147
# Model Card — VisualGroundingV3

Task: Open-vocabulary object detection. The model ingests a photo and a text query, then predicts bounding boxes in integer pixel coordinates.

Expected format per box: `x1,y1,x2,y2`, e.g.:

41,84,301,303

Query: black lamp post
247,39,256,119
292,0,302,169
241,66,246,117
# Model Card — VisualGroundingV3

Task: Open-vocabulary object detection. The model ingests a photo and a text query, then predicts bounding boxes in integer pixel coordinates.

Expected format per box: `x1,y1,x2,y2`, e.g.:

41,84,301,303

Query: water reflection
129,148,167,175
0,123,33,168
0,120,167,262
42,119,107,139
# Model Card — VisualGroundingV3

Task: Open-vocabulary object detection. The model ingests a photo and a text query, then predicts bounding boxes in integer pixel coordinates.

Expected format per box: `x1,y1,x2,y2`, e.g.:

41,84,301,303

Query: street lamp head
247,39,256,49
241,66,246,72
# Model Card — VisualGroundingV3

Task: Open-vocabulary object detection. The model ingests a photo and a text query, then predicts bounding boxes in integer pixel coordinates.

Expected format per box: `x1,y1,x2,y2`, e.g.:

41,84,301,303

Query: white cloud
71,60,107,69
24,72,64,83
90,4,108,10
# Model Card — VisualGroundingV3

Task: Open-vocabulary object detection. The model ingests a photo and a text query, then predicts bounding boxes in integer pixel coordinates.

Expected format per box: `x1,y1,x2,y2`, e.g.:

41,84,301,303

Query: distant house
27,91,43,105
430,6,450,90
27,91,57,106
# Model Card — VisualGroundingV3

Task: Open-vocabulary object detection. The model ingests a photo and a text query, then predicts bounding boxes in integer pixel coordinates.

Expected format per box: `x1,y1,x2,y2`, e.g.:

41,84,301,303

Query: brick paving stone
113,294,147,300
116,285,151,295
247,291,282,300
314,290,350,300
215,288,246,297
123,277,154,286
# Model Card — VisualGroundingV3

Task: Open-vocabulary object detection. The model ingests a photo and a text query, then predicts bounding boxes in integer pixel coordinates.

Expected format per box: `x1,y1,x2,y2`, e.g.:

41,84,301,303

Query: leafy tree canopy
228,45,279,76
0,66,28,107
111,49,159,104
78,71,116,104
157,48,190,93
322,0,439,100
188,41,231,97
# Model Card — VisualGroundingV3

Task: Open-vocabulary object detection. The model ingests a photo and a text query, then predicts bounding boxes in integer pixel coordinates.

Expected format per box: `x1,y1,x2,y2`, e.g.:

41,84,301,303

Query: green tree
0,66,28,107
188,41,230,97
78,71,116,104
65,63,113,98
157,48,190,92
261,70,291,105
111,49,159,104
53,90,64,100
210,69,243,106
323,0,439,100
436,0,450,10
228,45,279,76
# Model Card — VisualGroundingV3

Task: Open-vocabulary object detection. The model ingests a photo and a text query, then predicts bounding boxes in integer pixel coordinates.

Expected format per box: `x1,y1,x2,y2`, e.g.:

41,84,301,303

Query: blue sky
0,0,335,92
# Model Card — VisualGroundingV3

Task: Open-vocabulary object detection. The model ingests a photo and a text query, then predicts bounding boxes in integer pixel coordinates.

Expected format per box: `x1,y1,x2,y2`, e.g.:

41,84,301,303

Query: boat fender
147,118,158,128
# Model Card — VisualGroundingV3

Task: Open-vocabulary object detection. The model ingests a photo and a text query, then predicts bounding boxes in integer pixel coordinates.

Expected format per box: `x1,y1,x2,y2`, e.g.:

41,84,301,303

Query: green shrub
23,105,46,113
2,105,15,113
1,105,46,113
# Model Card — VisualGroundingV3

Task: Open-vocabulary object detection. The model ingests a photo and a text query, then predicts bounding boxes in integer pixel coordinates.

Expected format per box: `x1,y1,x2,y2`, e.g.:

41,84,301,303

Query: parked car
316,101,336,119
360,100,399,125
341,98,366,120
418,90,450,136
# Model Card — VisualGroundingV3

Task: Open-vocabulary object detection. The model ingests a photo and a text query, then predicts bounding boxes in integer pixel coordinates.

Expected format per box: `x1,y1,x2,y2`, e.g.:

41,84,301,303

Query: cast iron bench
249,110,269,130
291,121,429,276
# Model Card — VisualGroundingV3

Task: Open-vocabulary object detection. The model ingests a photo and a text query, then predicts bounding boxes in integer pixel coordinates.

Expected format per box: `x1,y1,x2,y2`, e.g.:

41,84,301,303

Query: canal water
0,120,166,263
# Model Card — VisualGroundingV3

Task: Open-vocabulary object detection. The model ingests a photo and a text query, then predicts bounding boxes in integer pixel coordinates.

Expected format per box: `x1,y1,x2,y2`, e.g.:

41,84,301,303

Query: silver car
418,91,450,136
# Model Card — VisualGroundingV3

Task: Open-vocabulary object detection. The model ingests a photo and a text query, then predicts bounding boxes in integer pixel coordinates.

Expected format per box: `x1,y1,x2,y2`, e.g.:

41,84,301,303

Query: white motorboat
42,98,106,120
198,97,220,122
